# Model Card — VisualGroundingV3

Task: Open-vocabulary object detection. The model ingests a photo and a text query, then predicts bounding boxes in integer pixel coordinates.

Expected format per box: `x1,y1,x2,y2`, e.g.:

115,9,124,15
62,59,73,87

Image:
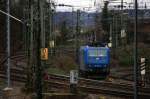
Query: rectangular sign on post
70,70,78,84
121,29,126,38
40,48,48,60
49,40,55,48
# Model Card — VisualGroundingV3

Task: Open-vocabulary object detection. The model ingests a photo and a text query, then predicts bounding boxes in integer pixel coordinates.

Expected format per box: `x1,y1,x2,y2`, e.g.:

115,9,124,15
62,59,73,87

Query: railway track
0,53,26,83
0,51,150,98
0,68,26,82
44,73,150,98
0,68,150,98
47,81,149,98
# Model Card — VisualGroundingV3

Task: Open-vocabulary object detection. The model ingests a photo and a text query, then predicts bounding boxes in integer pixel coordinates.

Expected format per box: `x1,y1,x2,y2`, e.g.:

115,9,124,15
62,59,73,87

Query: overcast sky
55,0,96,12
54,0,150,12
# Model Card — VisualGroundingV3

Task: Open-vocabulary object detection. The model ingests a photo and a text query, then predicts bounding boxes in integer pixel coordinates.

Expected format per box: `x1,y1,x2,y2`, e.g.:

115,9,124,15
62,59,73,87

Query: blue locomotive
79,45,110,78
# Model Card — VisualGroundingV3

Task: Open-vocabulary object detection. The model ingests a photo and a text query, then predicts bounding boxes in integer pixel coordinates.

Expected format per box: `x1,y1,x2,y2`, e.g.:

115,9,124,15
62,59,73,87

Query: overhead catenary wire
0,9,23,23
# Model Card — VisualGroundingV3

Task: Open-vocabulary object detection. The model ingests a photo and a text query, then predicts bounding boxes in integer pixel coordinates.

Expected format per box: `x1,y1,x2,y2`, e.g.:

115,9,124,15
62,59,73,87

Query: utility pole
36,0,42,99
29,0,34,89
121,0,123,35
40,0,45,48
121,0,125,46
134,0,138,98
112,15,115,48
49,1,55,56
112,13,117,59
109,23,112,46
72,7,74,38
76,9,80,64
115,14,118,48
24,0,51,96
6,0,11,88
121,0,123,26
49,0,52,56
23,0,35,92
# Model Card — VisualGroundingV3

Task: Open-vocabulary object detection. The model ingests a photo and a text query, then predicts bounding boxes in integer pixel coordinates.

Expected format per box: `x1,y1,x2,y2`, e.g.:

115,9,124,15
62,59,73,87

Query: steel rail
0,68,149,98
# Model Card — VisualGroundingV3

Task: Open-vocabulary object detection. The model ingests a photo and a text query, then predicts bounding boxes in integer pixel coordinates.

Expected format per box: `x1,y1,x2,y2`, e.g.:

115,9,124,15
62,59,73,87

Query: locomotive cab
79,46,110,79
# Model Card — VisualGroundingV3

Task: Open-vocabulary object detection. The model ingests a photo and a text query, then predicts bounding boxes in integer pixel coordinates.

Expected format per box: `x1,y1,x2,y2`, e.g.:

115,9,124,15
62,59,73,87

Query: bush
48,54,77,74
115,43,150,67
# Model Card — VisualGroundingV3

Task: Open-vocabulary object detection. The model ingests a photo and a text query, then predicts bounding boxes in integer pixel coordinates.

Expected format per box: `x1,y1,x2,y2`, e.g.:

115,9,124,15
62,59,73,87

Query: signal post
140,58,146,87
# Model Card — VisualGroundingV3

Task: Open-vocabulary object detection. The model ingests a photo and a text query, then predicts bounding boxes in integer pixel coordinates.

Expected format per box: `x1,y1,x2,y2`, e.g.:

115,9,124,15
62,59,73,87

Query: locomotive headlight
99,54,104,57
96,57,100,60
108,43,112,48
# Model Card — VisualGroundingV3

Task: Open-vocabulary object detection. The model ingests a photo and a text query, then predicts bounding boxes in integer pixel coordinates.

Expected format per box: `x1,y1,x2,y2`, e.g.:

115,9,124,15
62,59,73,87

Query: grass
47,67,67,75
47,54,77,75
113,43,150,67
0,80,6,86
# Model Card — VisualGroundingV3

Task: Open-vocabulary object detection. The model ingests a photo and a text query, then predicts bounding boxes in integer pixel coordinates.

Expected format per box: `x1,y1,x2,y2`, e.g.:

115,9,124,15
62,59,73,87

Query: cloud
55,0,150,12
56,0,93,6
55,0,95,11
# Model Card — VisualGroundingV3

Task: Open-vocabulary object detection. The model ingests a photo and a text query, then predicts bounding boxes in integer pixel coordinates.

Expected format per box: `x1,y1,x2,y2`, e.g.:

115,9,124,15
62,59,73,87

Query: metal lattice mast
23,0,54,96
23,0,35,91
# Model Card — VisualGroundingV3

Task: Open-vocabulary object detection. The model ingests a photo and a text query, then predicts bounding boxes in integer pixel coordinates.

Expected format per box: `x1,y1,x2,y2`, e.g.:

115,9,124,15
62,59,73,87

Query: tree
59,20,69,44
101,1,110,42
94,12,105,42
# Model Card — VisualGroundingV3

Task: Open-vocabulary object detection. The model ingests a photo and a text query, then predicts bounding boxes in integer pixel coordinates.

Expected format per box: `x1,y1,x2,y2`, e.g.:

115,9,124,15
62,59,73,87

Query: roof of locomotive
80,46,110,51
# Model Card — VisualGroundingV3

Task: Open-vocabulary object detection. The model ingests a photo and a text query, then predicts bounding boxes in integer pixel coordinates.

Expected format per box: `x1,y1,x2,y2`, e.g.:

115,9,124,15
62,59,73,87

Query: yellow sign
41,48,48,60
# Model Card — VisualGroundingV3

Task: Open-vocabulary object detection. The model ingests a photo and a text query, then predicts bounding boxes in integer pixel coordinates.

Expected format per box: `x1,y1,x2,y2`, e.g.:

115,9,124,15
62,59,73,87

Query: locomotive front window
88,49,107,57
97,50,107,56
88,50,97,56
